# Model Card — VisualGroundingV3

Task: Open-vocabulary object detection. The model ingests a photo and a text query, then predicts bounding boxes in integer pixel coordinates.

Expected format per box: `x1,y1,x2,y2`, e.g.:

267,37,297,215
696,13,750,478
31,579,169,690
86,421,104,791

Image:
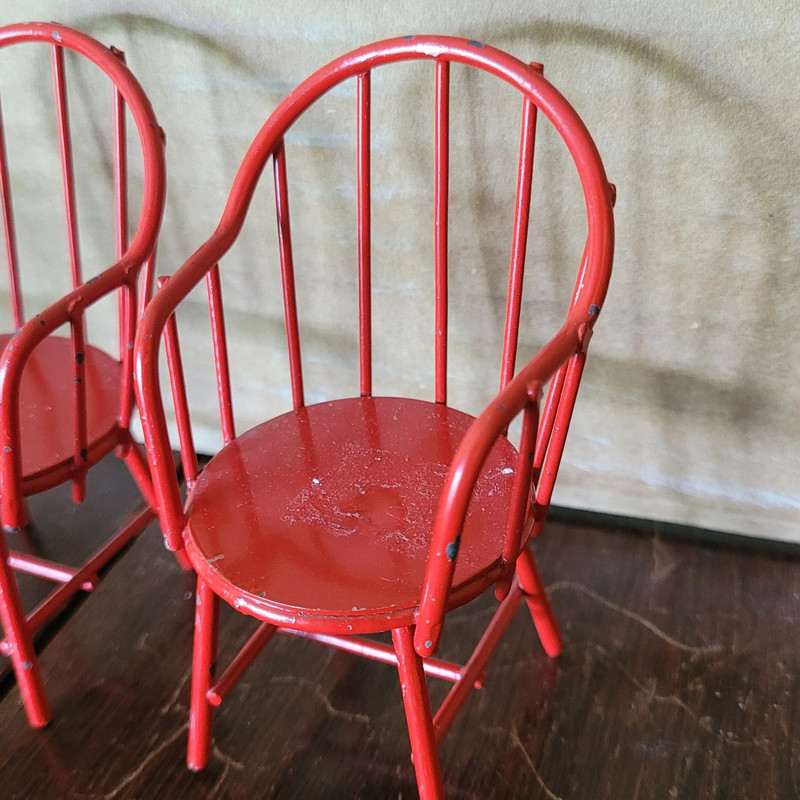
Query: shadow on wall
483,21,798,526
70,14,798,527
73,14,261,269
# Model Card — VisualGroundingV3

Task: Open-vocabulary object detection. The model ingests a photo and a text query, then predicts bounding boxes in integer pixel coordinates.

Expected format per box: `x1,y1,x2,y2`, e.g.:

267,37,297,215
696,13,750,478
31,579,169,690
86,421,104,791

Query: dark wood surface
0,457,146,683
1,460,798,799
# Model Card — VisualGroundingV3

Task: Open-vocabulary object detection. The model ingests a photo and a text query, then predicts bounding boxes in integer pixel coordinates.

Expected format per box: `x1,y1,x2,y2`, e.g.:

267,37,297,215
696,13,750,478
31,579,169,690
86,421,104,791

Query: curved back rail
0,22,166,515
134,36,614,656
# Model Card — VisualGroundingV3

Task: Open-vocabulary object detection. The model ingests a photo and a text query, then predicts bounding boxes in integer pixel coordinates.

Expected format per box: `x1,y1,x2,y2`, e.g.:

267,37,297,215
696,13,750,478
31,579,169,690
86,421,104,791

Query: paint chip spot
446,535,461,561
207,554,225,563
467,40,484,48
589,304,601,316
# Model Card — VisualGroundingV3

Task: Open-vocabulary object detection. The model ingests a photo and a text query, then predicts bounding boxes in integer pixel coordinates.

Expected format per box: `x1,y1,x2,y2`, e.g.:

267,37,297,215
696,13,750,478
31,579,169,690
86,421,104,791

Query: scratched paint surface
0,333,120,476
185,396,517,615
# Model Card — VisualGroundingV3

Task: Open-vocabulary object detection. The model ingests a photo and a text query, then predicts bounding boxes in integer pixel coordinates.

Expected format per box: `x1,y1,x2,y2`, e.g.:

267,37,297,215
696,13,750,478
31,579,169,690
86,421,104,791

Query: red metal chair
135,36,614,798
0,23,166,728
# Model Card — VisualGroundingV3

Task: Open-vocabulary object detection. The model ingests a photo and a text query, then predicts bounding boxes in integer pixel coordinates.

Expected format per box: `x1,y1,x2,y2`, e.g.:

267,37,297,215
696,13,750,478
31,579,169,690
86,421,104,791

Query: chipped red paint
134,35,614,799
0,22,166,729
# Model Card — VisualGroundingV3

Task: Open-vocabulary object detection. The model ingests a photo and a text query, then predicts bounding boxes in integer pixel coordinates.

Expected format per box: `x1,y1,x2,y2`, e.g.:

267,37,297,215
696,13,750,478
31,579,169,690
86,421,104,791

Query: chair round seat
184,396,519,633
0,334,122,487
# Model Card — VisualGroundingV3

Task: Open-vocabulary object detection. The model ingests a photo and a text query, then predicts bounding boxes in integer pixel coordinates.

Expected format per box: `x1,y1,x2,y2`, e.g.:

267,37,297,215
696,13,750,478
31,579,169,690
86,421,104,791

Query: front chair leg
0,536,50,727
516,545,562,657
187,577,219,770
392,626,444,800
1,487,29,533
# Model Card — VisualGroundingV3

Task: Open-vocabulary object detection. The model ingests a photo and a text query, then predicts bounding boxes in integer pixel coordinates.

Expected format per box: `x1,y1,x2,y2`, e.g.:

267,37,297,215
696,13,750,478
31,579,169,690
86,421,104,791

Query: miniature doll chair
135,36,614,799
0,23,166,728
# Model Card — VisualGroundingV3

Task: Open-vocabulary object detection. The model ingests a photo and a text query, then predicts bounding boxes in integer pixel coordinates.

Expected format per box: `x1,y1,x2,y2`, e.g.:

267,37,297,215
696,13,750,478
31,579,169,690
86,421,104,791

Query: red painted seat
136,35,614,799
0,335,121,484
0,23,166,728
186,397,517,631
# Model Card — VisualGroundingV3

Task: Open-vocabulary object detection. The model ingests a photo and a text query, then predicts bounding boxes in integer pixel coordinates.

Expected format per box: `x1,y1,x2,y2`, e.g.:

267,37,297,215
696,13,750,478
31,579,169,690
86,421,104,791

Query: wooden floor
0,458,798,799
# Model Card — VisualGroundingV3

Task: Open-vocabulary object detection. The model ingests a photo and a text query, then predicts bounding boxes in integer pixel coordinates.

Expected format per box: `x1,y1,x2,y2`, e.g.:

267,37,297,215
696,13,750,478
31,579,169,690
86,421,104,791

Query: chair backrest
0,22,165,327
135,36,613,645
0,22,166,496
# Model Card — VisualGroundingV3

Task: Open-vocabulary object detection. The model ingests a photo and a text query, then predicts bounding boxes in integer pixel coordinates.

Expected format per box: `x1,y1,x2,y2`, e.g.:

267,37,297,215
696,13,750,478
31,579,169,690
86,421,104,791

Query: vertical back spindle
117,280,137,427
111,48,128,262
139,251,156,319
70,311,88,503
434,59,450,404
496,385,541,599
206,265,235,444
273,139,304,410
111,48,129,360
533,361,566,477
357,71,372,397
500,63,542,390
51,44,82,290
159,276,200,488
532,351,586,537
0,96,23,328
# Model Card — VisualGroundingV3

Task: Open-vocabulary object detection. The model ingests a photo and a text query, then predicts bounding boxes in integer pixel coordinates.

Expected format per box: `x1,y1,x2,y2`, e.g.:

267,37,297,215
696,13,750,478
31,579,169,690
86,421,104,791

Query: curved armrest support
0,254,146,524
133,231,237,550
414,323,585,657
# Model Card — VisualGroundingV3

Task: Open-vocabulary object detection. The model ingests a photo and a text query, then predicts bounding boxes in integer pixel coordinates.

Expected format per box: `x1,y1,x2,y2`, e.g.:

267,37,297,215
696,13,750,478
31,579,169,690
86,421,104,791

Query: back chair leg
392,626,445,800
1,488,29,533
516,545,562,657
0,538,50,727
187,577,219,771
121,440,159,511
121,441,193,571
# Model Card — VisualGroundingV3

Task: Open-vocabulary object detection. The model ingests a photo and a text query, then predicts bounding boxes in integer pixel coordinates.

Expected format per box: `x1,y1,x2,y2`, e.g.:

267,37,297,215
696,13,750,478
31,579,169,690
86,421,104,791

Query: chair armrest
133,231,235,550
414,322,587,658
0,254,147,520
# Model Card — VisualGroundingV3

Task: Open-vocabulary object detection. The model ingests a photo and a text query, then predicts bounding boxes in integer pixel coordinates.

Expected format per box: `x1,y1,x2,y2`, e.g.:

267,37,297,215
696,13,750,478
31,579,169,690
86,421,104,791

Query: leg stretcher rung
7,551,97,590
281,628,484,687
0,506,153,654
433,581,524,742
207,621,278,706
203,623,486,709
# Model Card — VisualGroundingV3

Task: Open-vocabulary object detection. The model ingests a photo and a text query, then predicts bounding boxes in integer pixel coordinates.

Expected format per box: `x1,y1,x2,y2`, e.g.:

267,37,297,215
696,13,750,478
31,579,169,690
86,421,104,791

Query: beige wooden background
1,1,798,542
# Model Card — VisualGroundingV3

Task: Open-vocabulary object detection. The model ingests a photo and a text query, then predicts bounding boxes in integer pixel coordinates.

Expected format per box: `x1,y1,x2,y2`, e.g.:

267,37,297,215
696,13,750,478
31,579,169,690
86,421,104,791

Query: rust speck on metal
446,535,461,562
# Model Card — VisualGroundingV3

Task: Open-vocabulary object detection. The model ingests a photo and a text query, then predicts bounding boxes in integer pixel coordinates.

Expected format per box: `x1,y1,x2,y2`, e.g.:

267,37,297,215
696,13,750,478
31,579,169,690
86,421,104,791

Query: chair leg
121,439,159,512
187,577,219,771
392,626,444,800
0,536,51,727
516,545,562,657
1,489,29,533
121,440,193,571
